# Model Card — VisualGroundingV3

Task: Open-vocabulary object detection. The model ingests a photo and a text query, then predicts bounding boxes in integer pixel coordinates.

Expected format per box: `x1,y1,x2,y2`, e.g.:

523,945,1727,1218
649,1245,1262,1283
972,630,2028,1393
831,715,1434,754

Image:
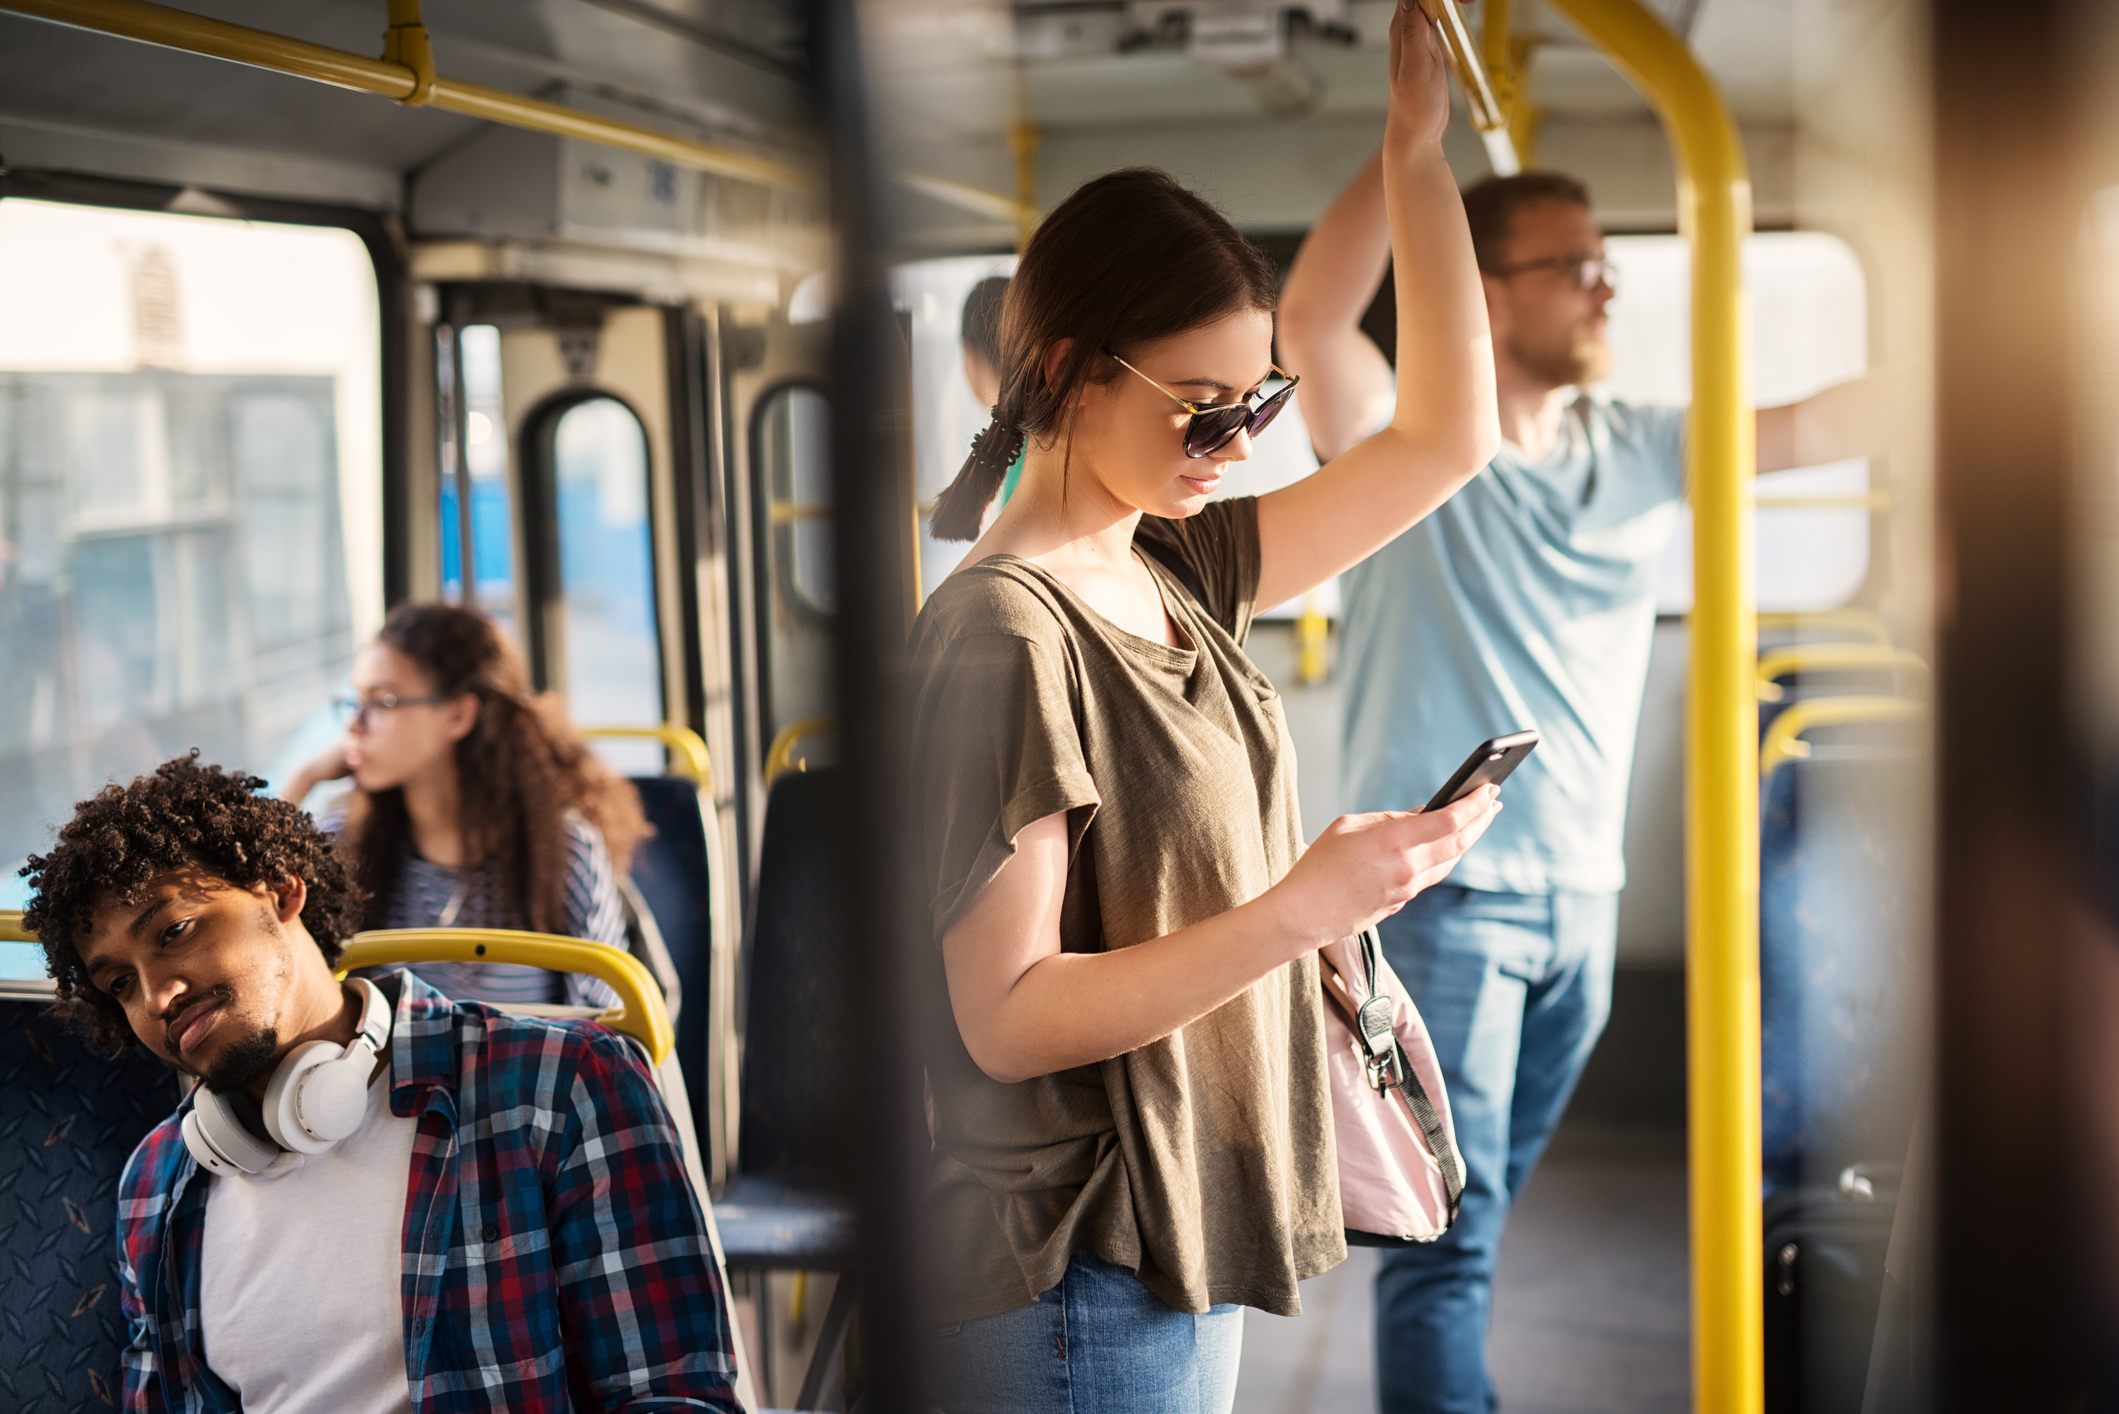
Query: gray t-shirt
1340,394,1687,895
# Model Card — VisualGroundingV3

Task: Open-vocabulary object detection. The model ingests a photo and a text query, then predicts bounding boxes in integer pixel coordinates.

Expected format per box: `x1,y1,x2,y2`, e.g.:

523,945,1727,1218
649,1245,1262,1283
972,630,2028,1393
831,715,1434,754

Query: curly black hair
20,752,363,1053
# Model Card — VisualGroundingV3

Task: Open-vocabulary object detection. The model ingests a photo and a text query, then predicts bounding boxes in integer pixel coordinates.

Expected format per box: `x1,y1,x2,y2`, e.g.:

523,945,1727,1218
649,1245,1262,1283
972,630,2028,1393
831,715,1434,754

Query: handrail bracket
381,0,435,106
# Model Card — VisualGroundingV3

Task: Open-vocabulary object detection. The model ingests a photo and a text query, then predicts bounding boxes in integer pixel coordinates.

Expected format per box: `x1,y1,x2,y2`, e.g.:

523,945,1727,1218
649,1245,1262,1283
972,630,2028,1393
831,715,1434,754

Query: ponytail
932,411,1026,542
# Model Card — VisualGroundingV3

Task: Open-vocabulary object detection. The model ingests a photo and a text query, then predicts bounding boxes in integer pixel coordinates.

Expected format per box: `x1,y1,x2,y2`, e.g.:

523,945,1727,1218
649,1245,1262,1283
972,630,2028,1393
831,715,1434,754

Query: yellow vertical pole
1537,3,1758,1412
1008,117,1040,253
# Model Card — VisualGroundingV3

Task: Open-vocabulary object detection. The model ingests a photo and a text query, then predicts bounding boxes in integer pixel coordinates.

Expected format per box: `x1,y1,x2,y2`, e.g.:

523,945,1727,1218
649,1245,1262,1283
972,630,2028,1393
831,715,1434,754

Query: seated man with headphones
20,753,742,1413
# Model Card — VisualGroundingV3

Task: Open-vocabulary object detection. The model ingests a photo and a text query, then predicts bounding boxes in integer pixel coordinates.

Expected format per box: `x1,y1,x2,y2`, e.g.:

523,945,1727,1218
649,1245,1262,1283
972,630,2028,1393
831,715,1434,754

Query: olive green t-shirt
909,495,1344,1322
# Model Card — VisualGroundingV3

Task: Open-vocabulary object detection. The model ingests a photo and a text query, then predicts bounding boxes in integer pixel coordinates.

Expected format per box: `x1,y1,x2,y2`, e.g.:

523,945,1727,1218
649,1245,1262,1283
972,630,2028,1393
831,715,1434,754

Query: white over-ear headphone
180,977,392,1177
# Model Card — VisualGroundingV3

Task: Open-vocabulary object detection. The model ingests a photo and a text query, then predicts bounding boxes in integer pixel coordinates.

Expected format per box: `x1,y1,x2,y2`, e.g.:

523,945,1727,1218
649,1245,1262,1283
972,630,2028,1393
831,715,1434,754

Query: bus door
720,288,832,875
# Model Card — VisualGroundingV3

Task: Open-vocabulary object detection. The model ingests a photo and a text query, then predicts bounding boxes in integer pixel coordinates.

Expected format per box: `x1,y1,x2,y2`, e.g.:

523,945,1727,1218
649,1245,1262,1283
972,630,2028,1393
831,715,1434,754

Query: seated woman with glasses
280,602,646,1005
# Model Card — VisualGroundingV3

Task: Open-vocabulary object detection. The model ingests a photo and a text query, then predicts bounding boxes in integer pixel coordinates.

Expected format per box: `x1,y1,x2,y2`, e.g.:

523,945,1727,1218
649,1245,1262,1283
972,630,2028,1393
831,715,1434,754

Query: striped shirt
323,800,627,1009
116,970,741,1413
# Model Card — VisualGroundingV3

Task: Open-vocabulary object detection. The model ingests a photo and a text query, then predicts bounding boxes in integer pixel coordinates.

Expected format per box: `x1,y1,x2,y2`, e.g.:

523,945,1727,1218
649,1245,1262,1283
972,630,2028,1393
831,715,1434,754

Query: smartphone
1421,729,1540,812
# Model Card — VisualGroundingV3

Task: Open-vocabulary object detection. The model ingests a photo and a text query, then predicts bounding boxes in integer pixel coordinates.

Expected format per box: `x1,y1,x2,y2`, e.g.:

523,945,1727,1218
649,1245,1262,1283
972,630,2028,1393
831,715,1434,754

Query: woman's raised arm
1253,0,1498,612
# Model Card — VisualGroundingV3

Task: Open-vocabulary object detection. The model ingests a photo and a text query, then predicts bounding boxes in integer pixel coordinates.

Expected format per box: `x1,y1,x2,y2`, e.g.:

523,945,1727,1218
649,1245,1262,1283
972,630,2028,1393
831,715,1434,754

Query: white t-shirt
200,1069,419,1414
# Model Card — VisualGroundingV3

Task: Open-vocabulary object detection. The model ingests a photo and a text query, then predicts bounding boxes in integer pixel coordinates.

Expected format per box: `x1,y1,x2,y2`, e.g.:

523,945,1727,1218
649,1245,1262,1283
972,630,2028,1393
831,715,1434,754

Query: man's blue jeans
1373,885,1618,1414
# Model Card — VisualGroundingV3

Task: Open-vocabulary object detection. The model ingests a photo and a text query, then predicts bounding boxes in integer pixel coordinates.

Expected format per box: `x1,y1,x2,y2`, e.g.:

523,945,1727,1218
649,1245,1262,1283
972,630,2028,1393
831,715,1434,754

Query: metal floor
1233,1126,1690,1414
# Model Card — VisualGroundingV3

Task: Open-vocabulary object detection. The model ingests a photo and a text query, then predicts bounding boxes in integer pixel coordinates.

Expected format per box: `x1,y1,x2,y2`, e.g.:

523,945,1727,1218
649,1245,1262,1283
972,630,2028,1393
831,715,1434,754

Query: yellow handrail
1759,695,1924,780
764,717,834,785
338,928,673,1064
1756,608,1892,646
1416,0,1518,173
0,0,1033,228
1755,644,1930,703
582,723,714,791
1,0,806,188
0,911,31,943
1540,2,1758,1409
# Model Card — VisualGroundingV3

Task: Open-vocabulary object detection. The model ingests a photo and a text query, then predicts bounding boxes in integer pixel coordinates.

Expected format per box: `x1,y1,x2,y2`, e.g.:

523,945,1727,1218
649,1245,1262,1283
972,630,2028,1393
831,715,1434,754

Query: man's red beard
1508,319,1613,388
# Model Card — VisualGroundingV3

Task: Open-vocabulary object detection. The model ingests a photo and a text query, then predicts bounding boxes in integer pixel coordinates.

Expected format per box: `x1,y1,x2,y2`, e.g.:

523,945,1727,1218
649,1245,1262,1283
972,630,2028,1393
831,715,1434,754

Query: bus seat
617,873,682,1019
0,977,180,1411
584,724,737,1191
713,767,857,1410
1758,714,1923,1195
337,928,761,1413
626,775,717,1148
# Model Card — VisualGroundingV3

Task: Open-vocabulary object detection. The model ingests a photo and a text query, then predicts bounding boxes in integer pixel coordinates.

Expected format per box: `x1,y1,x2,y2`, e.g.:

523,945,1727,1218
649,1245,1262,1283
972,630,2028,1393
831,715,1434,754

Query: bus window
754,381,835,754
1596,232,1874,613
542,396,662,766
0,199,381,902
447,323,516,632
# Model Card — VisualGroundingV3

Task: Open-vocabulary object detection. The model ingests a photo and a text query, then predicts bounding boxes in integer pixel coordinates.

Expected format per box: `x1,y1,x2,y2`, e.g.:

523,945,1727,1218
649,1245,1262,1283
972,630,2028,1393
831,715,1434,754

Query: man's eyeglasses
1482,254,1618,293
1107,351,1300,459
333,692,452,730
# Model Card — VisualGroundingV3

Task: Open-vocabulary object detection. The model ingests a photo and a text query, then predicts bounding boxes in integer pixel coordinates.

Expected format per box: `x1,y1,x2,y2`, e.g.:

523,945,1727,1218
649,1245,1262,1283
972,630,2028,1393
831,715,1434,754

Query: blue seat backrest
0,1001,177,1411
626,775,715,1143
740,768,847,1182
1758,745,1920,1192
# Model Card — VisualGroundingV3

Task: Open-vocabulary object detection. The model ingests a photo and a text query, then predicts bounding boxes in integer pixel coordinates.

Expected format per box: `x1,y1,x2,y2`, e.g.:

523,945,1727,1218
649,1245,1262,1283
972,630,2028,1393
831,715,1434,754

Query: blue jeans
1373,886,1618,1414
929,1253,1244,1414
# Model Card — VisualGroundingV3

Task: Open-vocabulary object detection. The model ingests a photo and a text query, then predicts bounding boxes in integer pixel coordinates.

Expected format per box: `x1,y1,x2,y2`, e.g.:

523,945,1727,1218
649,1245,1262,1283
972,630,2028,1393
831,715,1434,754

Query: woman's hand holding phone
1262,788,1502,950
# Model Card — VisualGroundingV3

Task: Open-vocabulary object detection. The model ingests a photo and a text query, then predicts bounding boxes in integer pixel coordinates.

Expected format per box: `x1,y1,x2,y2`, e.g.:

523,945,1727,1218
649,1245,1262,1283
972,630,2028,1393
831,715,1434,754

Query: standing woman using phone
912,3,1500,1408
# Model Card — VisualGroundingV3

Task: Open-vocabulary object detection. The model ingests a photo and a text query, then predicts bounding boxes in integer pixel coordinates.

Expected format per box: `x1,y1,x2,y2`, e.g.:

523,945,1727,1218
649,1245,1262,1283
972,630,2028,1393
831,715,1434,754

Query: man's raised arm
1278,150,1400,463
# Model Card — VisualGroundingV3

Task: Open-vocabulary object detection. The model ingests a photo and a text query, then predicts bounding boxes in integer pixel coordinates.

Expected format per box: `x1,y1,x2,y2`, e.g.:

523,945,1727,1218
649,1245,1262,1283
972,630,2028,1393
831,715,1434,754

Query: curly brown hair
20,752,363,1053
340,603,648,934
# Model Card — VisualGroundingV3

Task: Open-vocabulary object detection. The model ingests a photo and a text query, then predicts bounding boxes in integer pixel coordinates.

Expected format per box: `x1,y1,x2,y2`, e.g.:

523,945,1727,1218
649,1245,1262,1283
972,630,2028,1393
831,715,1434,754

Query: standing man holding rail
1279,160,1892,1414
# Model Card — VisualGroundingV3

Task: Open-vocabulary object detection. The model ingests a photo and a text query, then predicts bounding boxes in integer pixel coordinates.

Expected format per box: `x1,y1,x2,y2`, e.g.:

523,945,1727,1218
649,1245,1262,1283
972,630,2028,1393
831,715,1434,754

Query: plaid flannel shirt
114,970,742,1412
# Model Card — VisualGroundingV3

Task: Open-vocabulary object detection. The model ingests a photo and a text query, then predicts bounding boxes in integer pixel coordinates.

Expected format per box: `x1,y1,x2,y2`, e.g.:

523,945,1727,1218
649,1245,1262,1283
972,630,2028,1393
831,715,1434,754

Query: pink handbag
1318,928,1466,1245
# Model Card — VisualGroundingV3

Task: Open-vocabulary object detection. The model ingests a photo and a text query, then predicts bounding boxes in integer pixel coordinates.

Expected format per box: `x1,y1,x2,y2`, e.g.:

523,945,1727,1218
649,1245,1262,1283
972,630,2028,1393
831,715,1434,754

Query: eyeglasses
1482,254,1618,293
333,692,452,730
1106,351,1300,459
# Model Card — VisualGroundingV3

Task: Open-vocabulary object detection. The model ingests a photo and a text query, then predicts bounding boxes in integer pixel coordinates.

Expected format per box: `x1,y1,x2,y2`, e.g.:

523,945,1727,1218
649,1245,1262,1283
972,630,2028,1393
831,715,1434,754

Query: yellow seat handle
0,910,30,944
1755,644,1930,702
1755,608,1893,646
581,723,713,790
336,928,673,1064
764,717,834,785
1760,695,1924,780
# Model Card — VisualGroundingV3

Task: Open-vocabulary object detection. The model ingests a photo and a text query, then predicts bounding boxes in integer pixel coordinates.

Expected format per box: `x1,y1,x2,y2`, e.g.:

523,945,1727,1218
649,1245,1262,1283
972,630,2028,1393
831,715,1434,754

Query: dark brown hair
21,753,362,1053
960,274,1010,372
930,168,1279,541
1462,171,1594,273
339,604,648,934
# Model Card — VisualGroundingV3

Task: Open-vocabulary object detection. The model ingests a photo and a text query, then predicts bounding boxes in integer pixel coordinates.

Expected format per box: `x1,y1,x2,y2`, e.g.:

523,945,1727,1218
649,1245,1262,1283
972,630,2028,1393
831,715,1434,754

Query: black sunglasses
1107,351,1300,459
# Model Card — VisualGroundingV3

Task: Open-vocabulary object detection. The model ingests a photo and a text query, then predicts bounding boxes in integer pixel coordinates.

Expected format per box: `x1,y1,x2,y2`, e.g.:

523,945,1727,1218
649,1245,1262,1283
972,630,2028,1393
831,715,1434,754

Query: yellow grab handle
0,910,31,943
337,928,673,1065
1414,0,1509,135
1759,695,1924,780
1755,645,1930,702
582,723,714,790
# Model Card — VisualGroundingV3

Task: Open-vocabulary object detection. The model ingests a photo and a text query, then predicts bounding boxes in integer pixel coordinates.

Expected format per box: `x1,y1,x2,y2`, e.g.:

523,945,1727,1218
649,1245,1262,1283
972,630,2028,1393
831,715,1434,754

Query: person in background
21,755,740,1412
1277,159,1896,1414
960,273,1029,507
281,603,645,1008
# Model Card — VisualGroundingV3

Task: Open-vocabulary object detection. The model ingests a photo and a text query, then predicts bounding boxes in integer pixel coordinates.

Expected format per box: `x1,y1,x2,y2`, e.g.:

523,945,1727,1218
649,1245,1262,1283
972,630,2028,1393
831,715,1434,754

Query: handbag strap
1351,928,1466,1223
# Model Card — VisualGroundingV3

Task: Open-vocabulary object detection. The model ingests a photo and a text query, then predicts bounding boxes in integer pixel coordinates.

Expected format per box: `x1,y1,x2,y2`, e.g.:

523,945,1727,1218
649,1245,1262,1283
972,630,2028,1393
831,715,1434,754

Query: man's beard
1509,320,1614,389
199,1025,281,1095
